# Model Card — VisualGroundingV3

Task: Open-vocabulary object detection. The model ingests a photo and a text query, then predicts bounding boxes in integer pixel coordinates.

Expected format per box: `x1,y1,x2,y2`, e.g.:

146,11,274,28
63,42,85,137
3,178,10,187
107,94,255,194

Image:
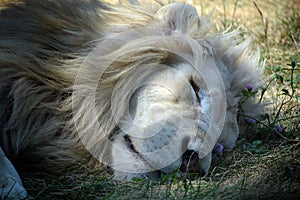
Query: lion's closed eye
190,79,202,108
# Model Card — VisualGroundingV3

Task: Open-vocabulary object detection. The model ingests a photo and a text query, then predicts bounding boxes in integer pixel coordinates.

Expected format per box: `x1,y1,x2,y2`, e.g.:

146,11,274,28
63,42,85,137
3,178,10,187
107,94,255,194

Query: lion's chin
159,157,182,174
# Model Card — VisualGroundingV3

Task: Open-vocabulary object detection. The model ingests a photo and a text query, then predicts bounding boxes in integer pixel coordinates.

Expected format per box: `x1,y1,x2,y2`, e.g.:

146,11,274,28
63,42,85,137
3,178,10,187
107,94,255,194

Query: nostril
183,150,198,162
180,150,201,174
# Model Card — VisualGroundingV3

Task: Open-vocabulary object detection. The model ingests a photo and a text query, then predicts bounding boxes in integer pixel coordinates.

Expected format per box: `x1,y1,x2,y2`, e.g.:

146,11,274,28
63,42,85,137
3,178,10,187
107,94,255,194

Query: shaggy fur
0,0,264,198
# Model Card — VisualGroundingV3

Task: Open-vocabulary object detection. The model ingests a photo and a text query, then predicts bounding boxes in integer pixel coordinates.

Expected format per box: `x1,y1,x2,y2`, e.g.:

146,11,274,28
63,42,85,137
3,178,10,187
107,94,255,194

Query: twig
253,0,269,54
274,62,296,122
231,0,239,24
222,0,227,28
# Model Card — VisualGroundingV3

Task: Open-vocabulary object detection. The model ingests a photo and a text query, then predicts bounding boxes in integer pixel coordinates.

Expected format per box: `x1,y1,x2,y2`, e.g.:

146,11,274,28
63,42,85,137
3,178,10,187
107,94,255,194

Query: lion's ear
168,20,177,31
152,3,199,34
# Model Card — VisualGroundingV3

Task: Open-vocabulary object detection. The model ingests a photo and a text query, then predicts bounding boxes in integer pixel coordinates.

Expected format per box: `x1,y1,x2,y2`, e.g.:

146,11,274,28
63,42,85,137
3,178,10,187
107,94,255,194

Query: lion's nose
180,150,204,175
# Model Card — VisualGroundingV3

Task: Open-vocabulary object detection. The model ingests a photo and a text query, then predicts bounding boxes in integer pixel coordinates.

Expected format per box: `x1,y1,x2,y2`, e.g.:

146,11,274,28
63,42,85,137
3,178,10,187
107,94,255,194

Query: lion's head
70,3,263,180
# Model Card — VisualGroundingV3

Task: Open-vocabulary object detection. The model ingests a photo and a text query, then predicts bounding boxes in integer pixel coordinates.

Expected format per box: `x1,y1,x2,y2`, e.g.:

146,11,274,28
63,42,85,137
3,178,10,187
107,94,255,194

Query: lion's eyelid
190,79,201,105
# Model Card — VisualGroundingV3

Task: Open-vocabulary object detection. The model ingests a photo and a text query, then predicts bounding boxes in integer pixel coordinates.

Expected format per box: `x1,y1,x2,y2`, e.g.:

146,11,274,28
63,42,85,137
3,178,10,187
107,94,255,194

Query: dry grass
6,0,300,199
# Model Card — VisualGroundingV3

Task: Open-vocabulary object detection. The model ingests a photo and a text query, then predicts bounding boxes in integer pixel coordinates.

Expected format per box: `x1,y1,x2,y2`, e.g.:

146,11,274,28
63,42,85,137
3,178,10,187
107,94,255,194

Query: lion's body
0,0,264,198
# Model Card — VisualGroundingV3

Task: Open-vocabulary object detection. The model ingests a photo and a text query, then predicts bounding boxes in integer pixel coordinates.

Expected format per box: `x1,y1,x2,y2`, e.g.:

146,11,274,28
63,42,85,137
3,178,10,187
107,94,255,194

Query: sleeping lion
0,0,264,199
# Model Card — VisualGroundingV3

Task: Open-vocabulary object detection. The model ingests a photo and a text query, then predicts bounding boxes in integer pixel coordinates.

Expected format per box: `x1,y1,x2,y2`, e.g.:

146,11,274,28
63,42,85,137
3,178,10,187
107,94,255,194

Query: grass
18,0,300,199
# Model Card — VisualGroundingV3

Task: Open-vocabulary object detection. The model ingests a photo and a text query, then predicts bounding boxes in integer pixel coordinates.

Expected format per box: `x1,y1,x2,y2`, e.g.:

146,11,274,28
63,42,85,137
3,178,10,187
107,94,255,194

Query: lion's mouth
190,80,201,109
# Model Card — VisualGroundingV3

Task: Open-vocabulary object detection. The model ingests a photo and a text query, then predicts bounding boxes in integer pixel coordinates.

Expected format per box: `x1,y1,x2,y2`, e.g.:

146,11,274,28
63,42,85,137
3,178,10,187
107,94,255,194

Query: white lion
0,0,264,199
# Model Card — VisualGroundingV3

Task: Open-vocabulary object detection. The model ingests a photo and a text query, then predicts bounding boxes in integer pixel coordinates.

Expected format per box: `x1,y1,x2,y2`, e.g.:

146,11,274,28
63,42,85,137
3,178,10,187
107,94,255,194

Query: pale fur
0,0,264,197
